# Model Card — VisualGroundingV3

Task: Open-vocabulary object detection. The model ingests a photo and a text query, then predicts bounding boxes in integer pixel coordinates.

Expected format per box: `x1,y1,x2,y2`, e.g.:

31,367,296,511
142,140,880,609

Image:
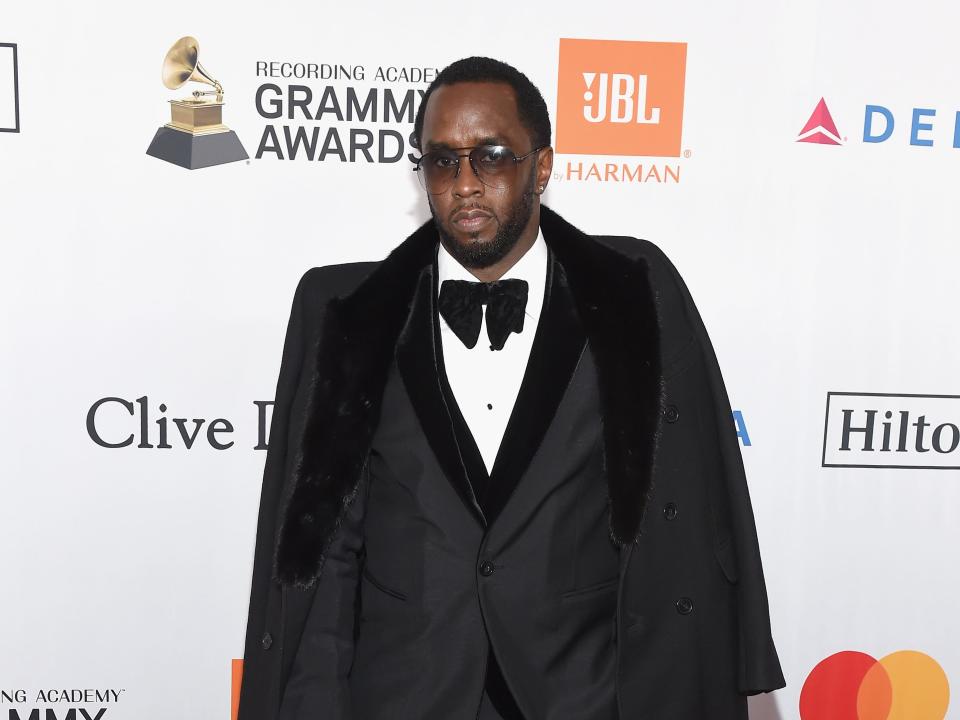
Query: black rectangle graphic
1,42,20,133
822,391,960,470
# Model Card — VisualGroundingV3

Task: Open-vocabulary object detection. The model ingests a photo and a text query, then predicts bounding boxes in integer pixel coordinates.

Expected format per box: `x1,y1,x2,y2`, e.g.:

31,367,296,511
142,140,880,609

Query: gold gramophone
146,36,248,169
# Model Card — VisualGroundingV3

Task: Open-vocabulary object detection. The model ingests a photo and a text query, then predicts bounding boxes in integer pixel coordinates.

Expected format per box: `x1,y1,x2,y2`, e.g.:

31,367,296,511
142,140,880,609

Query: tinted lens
415,150,453,192
416,145,520,193
470,145,517,182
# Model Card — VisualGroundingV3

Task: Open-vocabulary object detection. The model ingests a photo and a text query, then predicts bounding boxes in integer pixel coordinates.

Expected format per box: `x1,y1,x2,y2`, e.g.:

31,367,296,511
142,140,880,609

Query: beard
429,167,537,269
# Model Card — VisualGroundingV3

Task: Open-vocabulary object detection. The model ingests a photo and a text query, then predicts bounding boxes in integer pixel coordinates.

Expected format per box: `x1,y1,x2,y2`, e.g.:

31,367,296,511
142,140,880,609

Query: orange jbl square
555,39,687,157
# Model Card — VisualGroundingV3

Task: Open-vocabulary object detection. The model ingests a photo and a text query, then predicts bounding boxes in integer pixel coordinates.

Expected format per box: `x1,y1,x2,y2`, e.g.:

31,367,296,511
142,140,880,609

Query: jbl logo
556,39,686,157
581,73,660,124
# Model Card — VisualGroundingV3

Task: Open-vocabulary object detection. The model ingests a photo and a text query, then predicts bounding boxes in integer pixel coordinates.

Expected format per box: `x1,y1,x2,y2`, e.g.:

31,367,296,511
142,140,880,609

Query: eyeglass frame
411,144,548,194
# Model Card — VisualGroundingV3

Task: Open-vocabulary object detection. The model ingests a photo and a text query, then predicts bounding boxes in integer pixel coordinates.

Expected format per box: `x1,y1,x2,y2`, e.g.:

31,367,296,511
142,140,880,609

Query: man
238,57,785,720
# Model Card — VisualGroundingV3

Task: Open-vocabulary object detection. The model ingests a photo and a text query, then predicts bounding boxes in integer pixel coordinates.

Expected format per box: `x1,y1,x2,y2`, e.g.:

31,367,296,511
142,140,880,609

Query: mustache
449,203,496,223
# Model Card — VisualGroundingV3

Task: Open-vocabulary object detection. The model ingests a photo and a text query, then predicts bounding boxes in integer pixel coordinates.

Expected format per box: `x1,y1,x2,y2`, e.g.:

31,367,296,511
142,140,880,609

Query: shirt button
261,632,273,650
479,560,496,577
663,502,679,521
675,597,694,615
487,403,493,410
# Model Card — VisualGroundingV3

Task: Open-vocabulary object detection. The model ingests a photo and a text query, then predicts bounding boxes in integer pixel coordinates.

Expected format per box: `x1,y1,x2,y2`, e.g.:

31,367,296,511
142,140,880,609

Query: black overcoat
237,205,785,719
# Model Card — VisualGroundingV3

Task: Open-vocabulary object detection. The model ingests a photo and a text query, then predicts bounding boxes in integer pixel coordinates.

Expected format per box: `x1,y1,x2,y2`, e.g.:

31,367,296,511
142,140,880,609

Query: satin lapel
395,262,487,527
483,252,587,523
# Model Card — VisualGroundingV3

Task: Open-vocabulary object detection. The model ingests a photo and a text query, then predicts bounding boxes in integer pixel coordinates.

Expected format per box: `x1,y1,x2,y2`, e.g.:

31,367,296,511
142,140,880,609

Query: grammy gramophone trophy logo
146,36,248,169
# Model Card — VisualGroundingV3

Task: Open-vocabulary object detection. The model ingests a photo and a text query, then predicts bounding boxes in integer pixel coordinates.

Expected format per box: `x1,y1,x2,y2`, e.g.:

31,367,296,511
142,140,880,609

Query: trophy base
146,125,249,169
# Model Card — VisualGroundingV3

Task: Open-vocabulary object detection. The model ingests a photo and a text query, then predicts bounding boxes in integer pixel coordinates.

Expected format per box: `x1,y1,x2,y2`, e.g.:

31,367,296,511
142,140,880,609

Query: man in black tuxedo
237,57,785,720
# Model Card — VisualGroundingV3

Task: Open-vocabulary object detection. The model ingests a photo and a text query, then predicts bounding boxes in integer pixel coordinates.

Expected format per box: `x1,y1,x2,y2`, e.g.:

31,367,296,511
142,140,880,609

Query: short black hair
413,56,551,151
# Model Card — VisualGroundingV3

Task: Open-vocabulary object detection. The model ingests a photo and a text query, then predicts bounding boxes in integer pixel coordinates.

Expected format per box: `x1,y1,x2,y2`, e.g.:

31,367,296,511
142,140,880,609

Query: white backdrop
2,1,958,718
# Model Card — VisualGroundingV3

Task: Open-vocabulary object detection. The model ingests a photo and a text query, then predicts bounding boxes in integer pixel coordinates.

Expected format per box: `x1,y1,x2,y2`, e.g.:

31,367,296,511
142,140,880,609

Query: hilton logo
822,392,960,469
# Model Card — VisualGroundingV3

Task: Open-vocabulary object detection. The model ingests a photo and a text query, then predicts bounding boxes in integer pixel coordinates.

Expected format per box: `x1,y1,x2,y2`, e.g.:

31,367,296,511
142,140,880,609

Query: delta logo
554,38,687,185
800,650,950,719
797,98,844,145
797,96,960,148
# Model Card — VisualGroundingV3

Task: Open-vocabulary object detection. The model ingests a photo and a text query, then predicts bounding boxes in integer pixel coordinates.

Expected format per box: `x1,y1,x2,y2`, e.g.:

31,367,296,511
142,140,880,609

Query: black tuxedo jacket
237,205,785,720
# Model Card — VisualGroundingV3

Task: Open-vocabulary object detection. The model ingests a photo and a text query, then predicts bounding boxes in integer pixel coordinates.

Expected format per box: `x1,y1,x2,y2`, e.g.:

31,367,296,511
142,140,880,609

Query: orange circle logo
800,650,950,720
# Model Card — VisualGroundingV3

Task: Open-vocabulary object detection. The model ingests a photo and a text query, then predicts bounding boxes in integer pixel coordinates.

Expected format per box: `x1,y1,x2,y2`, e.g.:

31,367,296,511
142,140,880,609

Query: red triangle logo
797,98,842,145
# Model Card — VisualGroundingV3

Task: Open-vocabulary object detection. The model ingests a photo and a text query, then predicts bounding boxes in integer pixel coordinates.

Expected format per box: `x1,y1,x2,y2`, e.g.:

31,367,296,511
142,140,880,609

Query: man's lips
451,209,493,231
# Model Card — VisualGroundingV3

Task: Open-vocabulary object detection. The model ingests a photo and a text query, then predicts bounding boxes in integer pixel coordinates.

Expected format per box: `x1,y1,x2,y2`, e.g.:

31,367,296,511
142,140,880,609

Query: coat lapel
273,220,436,589
275,205,663,589
538,205,665,546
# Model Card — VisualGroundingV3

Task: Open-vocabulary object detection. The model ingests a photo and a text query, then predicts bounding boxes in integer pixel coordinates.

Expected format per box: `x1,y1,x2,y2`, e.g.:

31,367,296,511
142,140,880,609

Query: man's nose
451,155,483,198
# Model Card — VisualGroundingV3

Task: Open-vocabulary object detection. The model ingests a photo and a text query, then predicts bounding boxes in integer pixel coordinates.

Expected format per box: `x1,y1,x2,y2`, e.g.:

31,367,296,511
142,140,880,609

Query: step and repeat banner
2,1,958,718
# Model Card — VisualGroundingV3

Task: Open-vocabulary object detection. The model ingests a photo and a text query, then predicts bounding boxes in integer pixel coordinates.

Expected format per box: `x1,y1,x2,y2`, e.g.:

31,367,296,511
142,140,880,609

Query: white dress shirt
436,227,548,474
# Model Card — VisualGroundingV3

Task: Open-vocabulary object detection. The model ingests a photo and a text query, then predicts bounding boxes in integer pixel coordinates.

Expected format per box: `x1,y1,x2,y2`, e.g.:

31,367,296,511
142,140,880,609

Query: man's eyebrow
476,135,508,146
424,136,509,152
424,141,453,152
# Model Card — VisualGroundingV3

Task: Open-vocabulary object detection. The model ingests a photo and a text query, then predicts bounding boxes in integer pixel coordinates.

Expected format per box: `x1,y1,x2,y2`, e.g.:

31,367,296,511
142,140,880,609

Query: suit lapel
395,261,487,527
420,248,587,529
483,251,586,523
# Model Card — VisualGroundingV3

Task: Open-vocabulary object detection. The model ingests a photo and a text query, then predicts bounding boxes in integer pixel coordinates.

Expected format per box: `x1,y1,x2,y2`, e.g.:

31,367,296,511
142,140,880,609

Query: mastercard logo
800,650,950,720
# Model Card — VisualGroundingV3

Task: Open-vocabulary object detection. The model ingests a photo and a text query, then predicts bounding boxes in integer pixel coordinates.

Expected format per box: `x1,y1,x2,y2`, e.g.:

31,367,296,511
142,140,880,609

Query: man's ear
535,146,554,194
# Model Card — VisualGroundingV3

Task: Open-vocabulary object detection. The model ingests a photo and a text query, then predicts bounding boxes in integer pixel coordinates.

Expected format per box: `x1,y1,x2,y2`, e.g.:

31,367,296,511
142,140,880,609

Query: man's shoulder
591,234,676,278
590,234,688,307
590,233,699,365
295,261,379,308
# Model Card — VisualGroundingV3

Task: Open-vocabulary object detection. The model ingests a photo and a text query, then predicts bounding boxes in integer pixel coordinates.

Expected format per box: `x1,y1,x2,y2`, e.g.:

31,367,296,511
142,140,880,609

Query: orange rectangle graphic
555,38,687,157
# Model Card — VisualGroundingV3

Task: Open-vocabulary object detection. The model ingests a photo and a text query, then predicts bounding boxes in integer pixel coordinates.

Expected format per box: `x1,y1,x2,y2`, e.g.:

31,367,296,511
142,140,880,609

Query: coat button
663,502,679,521
664,404,680,423
675,597,694,615
479,560,495,577
261,632,273,650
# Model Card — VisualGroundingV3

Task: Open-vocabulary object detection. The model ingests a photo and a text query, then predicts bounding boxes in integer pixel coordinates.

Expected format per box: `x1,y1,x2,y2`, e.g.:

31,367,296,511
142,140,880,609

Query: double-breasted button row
479,560,496,577
663,400,685,612
664,402,685,613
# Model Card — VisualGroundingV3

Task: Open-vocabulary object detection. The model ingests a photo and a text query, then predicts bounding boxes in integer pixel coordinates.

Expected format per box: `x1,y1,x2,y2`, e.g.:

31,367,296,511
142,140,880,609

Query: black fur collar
274,204,664,588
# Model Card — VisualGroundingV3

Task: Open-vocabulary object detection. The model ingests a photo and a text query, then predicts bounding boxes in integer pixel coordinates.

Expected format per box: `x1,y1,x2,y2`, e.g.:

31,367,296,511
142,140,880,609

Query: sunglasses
411,144,546,194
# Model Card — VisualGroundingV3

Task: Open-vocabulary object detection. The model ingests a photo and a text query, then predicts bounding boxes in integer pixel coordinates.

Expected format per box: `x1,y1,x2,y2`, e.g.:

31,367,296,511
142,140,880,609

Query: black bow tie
438,278,529,351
